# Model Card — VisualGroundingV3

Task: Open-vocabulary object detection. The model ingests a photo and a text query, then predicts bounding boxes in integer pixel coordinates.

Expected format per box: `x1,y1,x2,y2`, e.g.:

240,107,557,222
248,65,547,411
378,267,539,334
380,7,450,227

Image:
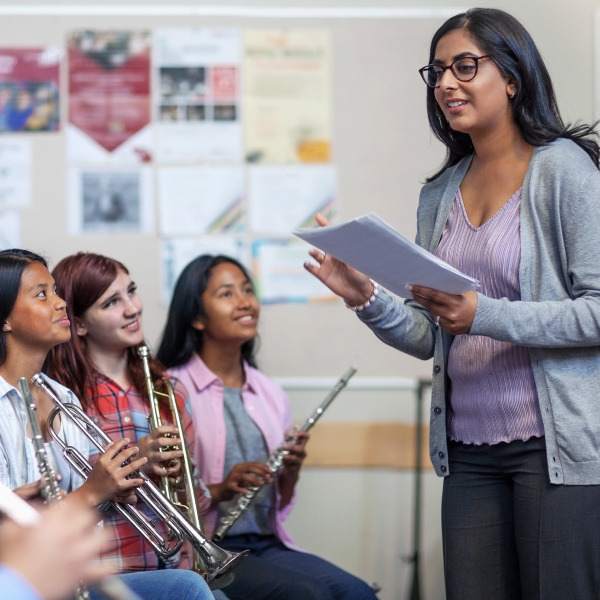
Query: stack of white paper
294,213,479,298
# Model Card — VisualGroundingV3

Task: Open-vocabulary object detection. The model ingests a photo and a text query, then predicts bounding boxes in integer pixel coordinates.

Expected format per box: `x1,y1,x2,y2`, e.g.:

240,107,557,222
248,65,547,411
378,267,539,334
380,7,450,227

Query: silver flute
213,366,357,542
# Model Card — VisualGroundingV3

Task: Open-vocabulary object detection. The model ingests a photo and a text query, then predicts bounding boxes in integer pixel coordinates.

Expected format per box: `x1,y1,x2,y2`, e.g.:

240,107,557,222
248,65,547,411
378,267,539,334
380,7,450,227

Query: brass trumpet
137,345,230,586
31,373,248,589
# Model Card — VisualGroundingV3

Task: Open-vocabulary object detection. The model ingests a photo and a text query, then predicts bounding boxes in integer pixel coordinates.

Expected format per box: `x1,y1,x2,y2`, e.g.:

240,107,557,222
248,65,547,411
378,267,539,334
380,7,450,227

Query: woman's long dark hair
157,254,258,370
44,252,165,415
0,249,47,367
426,8,599,180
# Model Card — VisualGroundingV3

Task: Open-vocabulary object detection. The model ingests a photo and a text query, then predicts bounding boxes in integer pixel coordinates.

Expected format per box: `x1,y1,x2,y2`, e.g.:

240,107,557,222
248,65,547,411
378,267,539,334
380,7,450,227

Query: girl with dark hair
0,249,214,600
43,252,220,593
157,254,377,600
305,8,600,600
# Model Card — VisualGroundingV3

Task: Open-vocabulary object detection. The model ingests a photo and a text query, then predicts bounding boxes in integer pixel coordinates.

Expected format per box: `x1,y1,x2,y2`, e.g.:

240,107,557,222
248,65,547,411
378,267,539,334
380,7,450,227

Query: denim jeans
88,569,214,600
218,534,377,600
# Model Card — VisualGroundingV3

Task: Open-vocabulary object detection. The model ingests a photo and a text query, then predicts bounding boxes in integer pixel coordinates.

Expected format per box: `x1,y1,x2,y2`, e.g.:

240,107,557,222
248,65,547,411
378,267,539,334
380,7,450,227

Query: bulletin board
0,5,454,380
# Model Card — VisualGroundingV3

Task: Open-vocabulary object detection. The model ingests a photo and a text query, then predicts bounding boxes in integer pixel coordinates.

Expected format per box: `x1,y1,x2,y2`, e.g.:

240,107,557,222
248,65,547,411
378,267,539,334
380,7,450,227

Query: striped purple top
435,188,544,445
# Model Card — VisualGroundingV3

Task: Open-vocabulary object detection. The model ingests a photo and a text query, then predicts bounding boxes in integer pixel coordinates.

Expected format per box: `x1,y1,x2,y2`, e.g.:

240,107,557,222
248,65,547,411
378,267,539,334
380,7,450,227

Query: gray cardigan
358,138,600,484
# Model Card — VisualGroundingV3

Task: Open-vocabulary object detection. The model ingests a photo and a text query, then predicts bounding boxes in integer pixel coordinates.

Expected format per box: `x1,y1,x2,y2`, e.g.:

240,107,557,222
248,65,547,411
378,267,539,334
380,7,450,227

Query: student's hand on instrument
407,284,478,335
0,499,111,600
83,438,147,505
208,462,274,503
12,479,45,502
136,426,184,478
303,213,375,307
281,431,309,472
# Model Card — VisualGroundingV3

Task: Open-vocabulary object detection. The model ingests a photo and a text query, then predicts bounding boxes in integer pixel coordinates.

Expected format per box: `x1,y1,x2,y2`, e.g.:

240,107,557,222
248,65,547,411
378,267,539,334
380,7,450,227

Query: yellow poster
243,30,332,164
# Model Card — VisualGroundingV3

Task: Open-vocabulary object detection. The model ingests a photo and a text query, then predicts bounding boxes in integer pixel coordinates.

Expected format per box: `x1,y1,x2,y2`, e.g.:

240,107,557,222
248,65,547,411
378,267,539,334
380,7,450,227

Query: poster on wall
249,165,336,235
243,30,332,164
158,166,245,236
0,138,31,208
67,30,152,163
0,47,60,133
161,236,248,304
66,167,154,235
252,238,334,303
155,28,242,163
0,210,20,250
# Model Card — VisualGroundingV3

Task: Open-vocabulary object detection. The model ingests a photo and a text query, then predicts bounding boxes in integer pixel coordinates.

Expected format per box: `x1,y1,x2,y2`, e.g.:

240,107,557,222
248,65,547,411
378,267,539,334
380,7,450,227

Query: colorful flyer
249,165,336,235
161,236,248,304
67,31,152,162
158,166,245,236
155,28,242,162
0,47,60,133
252,238,334,303
243,30,332,164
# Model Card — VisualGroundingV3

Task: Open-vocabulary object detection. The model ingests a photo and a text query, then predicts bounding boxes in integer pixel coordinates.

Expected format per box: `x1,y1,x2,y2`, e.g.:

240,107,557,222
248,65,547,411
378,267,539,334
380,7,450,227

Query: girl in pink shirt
158,254,377,600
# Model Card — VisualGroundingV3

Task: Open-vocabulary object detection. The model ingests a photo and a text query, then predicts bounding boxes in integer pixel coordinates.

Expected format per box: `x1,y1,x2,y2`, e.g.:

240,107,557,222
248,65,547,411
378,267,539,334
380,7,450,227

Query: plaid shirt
87,375,210,573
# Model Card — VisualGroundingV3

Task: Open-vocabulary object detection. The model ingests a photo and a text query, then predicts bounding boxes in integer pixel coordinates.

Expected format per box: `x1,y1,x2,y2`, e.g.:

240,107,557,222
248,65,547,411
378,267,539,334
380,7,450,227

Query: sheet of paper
67,31,152,162
295,212,479,298
243,30,332,164
161,236,248,304
252,239,334,303
0,210,20,250
249,165,336,234
0,138,31,208
155,28,242,163
0,47,60,133
158,166,244,235
67,167,154,235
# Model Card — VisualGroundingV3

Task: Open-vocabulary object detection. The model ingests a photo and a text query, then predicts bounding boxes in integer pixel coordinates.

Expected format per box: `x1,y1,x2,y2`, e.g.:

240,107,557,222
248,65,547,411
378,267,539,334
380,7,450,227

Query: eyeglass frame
418,55,491,88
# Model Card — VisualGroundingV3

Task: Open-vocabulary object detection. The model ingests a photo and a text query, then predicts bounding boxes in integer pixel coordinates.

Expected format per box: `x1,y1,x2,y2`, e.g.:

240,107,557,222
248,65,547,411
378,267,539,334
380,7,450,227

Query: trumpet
213,365,357,542
30,373,248,589
19,377,141,600
137,345,228,586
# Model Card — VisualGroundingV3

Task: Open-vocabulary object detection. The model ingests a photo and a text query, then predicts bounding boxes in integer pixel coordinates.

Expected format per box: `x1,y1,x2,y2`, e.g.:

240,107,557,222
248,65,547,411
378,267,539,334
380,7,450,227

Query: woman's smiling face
433,28,515,138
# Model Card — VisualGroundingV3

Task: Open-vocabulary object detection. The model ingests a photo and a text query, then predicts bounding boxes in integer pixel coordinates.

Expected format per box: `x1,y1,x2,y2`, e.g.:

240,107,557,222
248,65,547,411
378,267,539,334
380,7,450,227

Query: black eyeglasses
419,55,491,88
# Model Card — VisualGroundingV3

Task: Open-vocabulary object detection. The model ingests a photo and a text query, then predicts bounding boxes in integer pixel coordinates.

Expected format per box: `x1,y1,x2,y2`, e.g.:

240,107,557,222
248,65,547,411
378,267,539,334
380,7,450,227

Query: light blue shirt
0,566,41,600
0,373,87,492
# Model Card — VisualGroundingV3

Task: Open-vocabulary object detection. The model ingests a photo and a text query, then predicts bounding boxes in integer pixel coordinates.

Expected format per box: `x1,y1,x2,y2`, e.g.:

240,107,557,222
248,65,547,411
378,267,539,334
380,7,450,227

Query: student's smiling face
193,262,259,349
4,261,71,352
75,268,144,355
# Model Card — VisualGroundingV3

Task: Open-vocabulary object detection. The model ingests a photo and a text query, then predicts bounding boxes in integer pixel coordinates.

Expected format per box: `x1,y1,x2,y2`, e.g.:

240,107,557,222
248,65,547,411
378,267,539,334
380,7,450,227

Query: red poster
0,47,60,132
68,31,151,153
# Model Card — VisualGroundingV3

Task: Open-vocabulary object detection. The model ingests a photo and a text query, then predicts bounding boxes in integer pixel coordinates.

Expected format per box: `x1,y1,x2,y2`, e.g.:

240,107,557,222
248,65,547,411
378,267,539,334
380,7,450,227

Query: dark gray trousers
443,437,600,600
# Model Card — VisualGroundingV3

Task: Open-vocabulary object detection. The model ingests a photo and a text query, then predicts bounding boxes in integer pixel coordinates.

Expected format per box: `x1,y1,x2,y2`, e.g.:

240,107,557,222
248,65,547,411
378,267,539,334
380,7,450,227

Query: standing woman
0,249,214,600
304,8,600,600
43,252,216,581
157,254,378,600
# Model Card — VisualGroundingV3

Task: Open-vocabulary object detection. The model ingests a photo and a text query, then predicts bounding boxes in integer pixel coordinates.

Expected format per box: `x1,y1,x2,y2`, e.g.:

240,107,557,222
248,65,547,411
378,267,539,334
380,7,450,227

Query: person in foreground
0,499,110,600
304,8,600,600
0,248,214,600
157,254,378,600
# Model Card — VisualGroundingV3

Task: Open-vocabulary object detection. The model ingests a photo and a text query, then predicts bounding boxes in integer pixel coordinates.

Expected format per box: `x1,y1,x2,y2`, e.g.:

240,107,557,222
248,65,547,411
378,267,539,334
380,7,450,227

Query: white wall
1,2,597,597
